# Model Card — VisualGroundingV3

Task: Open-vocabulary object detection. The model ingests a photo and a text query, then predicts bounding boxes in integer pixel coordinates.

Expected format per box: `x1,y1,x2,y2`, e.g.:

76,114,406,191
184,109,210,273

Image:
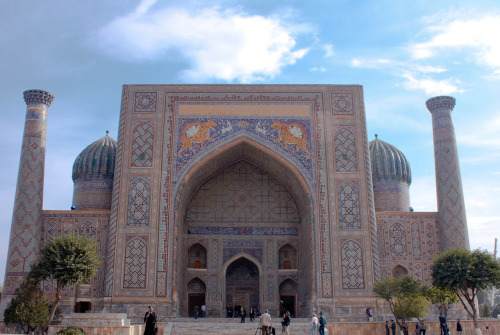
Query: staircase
164,317,314,335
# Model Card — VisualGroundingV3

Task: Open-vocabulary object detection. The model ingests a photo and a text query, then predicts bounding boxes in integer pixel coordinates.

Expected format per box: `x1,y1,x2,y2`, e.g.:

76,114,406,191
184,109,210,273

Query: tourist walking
391,320,396,335
143,305,157,335
311,313,318,335
366,307,373,321
318,312,326,335
456,319,463,334
250,307,255,322
385,321,390,335
201,304,206,317
420,320,426,335
282,311,290,335
439,313,447,335
194,305,199,319
241,308,247,323
260,309,272,335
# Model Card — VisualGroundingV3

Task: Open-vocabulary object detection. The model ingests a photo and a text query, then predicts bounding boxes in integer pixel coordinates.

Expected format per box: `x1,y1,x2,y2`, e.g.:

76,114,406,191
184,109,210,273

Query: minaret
0,90,54,309
426,96,469,251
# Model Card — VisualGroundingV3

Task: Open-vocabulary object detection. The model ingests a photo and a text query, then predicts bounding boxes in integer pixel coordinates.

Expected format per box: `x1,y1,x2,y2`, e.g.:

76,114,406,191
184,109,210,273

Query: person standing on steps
439,313,447,335
241,308,247,323
194,305,199,319
311,313,318,335
201,304,206,317
420,320,426,335
143,305,157,335
260,309,272,335
391,320,396,335
250,307,255,322
456,319,463,334
385,321,390,335
282,311,290,335
366,307,373,321
318,312,326,335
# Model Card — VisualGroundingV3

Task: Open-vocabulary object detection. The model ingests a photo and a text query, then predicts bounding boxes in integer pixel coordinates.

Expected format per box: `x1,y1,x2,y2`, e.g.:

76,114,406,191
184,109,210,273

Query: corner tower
1,90,54,304
426,96,469,250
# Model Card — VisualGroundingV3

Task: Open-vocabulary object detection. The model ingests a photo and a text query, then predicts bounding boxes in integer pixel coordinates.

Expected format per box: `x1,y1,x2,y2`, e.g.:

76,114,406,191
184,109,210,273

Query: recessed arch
392,265,409,279
187,243,207,269
223,254,262,310
279,243,298,270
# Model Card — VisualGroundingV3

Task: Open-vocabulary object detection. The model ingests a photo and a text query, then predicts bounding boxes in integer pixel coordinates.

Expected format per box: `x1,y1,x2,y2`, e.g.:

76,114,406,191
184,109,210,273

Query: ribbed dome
369,136,411,185
72,132,117,182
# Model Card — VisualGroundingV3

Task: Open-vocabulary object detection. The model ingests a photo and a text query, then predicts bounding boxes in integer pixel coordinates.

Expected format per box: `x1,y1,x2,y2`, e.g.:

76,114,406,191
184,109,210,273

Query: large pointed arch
173,136,315,316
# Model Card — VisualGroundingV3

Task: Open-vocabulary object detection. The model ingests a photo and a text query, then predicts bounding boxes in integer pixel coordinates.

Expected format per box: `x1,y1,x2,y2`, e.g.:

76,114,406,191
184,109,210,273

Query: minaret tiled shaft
426,96,469,251
3,90,54,295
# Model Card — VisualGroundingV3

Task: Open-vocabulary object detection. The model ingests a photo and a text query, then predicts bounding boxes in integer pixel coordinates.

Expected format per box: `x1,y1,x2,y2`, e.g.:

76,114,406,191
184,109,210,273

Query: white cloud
94,0,310,82
310,67,326,72
323,44,334,57
409,15,500,70
401,73,464,95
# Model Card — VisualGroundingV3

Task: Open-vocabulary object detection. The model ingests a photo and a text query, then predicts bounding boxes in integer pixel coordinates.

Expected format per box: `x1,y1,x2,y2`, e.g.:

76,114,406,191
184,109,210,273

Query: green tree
3,279,50,334
480,304,491,317
425,286,459,317
374,276,428,330
29,234,101,329
431,248,500,335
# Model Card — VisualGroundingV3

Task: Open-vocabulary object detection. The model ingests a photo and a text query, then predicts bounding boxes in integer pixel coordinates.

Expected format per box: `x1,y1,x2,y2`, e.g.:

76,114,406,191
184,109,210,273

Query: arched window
278,244,297,269
187,243,207,269
392,265,409,279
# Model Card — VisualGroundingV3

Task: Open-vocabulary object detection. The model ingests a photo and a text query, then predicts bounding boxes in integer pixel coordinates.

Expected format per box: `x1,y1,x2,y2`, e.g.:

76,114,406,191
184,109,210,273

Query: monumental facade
0,85,469,320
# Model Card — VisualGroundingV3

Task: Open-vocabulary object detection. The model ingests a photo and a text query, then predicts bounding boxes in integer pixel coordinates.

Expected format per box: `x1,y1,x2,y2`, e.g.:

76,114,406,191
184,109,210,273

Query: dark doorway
226,257,260,310
279,295,296,317
188,293,205,317
75,301,91,313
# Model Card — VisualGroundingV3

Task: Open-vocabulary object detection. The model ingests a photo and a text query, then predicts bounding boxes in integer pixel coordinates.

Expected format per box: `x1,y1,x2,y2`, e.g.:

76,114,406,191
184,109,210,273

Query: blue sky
1,0,499,282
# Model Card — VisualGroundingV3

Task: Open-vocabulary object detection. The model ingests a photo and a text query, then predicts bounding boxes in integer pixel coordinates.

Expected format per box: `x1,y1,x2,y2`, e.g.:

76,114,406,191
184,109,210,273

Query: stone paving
165,317,314,335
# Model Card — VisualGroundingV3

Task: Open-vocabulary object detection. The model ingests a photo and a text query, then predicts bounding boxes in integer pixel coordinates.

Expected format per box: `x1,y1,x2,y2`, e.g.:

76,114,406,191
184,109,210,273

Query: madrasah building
0,85,469,320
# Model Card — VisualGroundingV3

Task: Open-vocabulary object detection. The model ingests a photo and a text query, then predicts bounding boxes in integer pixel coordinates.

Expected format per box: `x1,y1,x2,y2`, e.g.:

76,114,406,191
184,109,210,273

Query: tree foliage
425,286,459,316
3,279,50,334
374,276,428,329
29,234,101,329
431,248,500,333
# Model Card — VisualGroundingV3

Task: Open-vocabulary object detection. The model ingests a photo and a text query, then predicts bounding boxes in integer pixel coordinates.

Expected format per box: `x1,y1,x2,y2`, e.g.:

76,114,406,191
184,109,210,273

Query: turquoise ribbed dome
369,136,411,185
72,132,117,182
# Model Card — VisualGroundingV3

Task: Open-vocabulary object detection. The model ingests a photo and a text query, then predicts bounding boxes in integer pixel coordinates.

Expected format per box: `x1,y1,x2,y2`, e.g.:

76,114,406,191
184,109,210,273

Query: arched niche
392,265,409,279
187,243,207,269
278,244,298,270
187,277,206,317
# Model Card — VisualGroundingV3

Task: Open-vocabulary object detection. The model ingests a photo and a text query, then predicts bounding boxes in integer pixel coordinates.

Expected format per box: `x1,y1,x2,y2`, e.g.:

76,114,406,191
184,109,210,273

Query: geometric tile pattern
425,222,436,257
134,92,157,113
411,222,421,257
123,237,148,289
413,264,423,282
127,176,151,226
185,161,299,223
78,221,97,239
337,182,361,229
331,93,354,115
279,279,298,293
340,240,365,289
389,223,407,257
131,121,155,167
187,277,206,293
334,128,357,172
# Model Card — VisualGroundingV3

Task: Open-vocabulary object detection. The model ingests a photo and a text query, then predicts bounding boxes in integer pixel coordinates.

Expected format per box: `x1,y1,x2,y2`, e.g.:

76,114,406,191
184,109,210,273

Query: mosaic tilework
331,93,354,115
223,248,263,263
176,118,313,178
414,264,423,282
279,279,298,293
337,182,361,229
105,86,128,297
123,235,149,289
185,161,299,223
134,92,157,113
425,222,436,257
340,240,365,289
392,265,408,278
187,277,206,293
209,274,218,301
410,222,421,257
188,227,298,235
267,274,274,302
78,221,97,238
334,128,357,172
127,176,151,226
389,223,407,257
131,121,155,167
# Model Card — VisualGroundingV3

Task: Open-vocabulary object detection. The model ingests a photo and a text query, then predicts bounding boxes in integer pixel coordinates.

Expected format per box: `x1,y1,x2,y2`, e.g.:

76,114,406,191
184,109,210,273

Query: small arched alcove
278,243,298,270
187,277,206,317
392,265,409,279
187,243,207,269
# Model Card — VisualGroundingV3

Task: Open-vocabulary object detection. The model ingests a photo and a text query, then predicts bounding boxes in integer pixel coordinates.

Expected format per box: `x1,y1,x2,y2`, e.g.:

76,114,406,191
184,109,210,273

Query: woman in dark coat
144,305,157,335
456,319,463,333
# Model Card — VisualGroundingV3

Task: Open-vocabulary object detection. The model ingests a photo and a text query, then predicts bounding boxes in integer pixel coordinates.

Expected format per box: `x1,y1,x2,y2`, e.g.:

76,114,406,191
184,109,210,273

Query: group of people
383,314,463,335
225,304,258,321
192,304,207,319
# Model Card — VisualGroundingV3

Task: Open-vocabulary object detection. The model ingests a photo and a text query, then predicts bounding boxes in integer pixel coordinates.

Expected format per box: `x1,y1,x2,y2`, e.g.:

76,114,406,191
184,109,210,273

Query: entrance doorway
187,278,206,317
226,257,259,310
279,279,298,316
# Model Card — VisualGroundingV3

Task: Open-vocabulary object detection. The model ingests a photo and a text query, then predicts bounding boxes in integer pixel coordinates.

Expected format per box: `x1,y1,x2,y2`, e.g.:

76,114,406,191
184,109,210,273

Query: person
391,320,396,335
318,312,326,335
415,321,420,335
201,304,206,317
260,309,272,335
194,305,199,319
456,319,463,333
311,313,319,335
439,313,447,335
241,308,246,323
366,307,373,321
385,321,390,335
270,324,276,335
420,320,426,335
402,321,409,335
282,311,290,335
250,307,255,322
143,305,157,335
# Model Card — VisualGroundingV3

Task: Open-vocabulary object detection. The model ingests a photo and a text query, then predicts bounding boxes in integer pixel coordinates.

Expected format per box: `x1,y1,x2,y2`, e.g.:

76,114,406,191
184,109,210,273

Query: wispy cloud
94,0,310,82
323,44,334,57
409,14,500,72
401,73,464,95
310,67,326,72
